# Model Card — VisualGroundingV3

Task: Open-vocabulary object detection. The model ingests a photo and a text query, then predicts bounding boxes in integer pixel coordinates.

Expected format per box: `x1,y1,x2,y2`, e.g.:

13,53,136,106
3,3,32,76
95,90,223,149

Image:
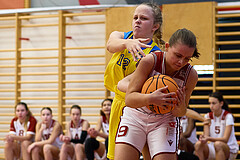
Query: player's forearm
207,136,228,143
107,39,127,53
11,134,33,141
171,106,186,117
186,109,204,122
125,93,150,108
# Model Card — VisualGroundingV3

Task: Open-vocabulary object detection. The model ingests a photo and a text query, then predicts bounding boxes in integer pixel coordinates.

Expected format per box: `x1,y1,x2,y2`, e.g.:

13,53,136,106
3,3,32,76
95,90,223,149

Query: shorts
107,94,125,160
115,107,180,159
207,142,238,160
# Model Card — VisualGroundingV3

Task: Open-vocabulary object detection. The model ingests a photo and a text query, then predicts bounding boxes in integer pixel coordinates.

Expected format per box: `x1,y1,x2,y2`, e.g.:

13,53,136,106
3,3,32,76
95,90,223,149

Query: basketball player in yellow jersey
104,3,164,160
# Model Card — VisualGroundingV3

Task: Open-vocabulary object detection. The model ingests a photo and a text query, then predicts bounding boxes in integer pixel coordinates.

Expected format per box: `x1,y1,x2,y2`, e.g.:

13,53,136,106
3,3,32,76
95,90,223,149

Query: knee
43,144,52,154
4,141,12,150
214,141,225,152
194,141,202,151
75,143,84,151
21,140,31,148
32,146,40,154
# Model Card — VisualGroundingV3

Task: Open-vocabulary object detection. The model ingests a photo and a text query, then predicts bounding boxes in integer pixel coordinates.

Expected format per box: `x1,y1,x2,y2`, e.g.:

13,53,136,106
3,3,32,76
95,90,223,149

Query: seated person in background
178,108,200,160
194,92,239,160
28,107,63,160
59,104,90,160
180,108,200,154
4,102,37,160
85,99,112,160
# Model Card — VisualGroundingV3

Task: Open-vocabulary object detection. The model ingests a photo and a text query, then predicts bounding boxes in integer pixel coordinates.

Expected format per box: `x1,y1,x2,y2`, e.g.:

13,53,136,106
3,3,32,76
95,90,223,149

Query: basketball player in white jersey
4,102,37,160
59,105,90,160
85,99,112,160
194,92,239,160
28,107,63,160
115,28,200,160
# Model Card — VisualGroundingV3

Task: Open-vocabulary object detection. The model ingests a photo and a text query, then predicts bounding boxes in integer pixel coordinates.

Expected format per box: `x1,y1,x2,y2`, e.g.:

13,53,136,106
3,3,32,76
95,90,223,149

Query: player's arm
35,122,43,142
9,133,34,142
107,31,151,61
172,68,198,117
117,73,134,93
95,117,102,132
65,122,71,137
125,54,176,108
82,120,90,131
185,108,205,122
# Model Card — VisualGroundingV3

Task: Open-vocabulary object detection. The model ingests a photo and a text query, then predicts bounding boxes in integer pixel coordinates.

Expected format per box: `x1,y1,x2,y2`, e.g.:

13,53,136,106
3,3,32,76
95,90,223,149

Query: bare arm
107,31,151,61
185,108,205,122
35,122,44,142
117,73,134,93
88,118,108,139
8,133,34,142
82,120,90,131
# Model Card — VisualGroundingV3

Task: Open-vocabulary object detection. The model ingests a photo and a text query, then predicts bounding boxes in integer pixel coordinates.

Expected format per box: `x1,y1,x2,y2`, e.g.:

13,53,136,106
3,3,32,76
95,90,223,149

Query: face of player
209,97,223,116
165,42,195,72
102,100,112,115
70,108,81,124
16,104,28,123
41,109,52,124
132,4,159,39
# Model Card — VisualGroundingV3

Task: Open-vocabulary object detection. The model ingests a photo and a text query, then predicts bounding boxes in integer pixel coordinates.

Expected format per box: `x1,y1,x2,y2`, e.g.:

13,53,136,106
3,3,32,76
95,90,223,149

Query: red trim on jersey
28,116,37,133
10,117,18,132
222,110,229,120
153,51,164,73
102,115,107,123
209,112,214,119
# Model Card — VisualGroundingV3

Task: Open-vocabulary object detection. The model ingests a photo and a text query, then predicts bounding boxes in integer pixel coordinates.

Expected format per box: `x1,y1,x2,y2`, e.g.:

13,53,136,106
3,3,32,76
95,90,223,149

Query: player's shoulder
188,67,198,82
11,117,18,122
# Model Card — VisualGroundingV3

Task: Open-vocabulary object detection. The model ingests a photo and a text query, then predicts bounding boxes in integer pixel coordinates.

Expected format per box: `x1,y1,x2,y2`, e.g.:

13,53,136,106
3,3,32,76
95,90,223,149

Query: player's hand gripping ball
141,74,179,114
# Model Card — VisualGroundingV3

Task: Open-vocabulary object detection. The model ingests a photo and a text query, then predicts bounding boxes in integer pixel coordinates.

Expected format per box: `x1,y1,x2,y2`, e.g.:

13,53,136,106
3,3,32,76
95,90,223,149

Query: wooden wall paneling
162,2,215,66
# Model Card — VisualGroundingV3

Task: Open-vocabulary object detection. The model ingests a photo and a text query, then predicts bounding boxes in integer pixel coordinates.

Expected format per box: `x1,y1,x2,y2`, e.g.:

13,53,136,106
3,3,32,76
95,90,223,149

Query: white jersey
9,116,37,137
205,110,239,154
180,116,198,144
69,119,87,140
101,116,109,135
42,119,62,149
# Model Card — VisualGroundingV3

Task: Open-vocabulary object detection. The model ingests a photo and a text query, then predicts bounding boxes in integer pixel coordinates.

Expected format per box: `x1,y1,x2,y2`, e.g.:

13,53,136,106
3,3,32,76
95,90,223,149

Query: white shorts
115,107,180,158
207,142,238,160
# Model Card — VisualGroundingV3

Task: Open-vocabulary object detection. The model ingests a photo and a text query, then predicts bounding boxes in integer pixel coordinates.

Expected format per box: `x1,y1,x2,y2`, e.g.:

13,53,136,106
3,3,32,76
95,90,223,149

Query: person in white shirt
59,105,90,160
28,107,63,160
4,102,37,160
85,99,112,160
194,92,239,160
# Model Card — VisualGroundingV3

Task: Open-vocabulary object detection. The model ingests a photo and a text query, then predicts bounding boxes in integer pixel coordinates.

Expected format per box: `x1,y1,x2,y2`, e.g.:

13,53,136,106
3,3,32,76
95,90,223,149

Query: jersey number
116,54,130,70
19,130,24,136
215,126,220,134
117,126,128,137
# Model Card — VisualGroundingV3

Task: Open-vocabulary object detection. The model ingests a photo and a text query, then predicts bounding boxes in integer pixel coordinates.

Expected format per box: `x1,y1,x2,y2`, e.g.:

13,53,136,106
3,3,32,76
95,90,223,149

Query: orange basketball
141,74,179,114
